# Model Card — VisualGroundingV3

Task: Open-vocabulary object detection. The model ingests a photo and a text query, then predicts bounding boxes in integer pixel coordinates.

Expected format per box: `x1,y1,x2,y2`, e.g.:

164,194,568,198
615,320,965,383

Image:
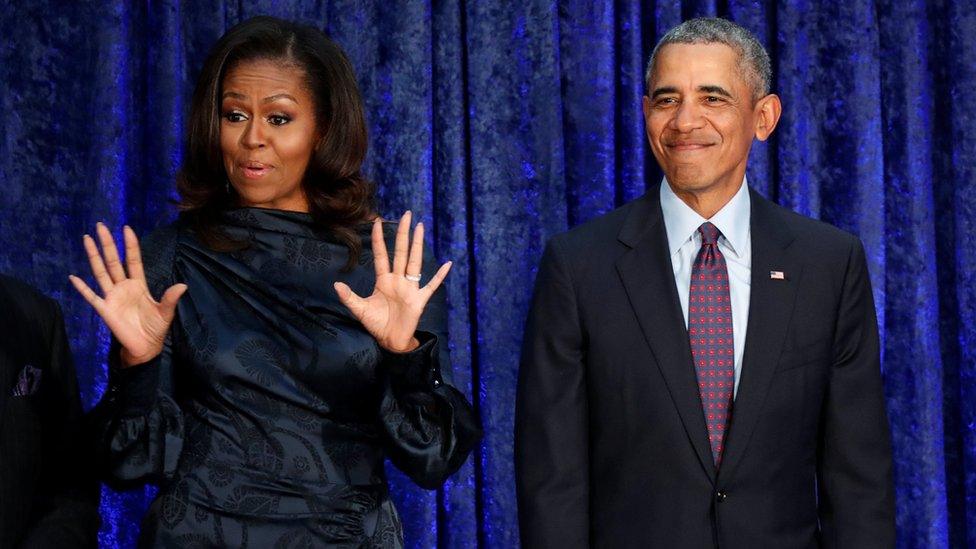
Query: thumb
334,282,366,319
159,283,188,321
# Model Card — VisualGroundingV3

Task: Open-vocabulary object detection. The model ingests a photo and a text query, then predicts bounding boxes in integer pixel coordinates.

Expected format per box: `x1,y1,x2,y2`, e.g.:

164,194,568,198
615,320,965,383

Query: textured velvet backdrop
0,1,972,547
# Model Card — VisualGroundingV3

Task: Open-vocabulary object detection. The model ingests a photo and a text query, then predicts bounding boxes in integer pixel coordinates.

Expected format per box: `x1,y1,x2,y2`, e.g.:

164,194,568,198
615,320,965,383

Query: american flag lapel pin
770,270,786,280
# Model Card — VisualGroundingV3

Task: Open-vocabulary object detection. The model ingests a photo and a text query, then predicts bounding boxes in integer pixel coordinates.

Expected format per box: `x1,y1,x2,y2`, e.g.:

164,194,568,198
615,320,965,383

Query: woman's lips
240,162,273,179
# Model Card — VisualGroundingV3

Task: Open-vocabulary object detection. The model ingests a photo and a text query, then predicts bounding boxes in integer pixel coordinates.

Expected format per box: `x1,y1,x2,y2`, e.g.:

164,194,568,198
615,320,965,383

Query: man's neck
668,180,745,219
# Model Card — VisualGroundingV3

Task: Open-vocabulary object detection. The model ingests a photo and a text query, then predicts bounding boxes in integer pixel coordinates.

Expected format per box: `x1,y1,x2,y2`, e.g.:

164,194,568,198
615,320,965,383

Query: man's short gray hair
645,17,772,101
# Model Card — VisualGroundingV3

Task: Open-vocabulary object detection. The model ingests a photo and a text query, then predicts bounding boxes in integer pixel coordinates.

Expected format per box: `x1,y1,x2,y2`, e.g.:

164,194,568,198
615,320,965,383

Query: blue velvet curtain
0,1,972,547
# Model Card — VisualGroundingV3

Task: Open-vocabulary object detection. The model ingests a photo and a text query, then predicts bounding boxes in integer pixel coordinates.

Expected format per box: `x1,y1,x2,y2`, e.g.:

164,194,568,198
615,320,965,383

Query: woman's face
220,59,319,212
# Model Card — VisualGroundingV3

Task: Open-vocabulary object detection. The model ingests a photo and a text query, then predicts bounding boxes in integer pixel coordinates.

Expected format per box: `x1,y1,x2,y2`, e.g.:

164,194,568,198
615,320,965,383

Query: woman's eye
268,114,291,126
223,111,247,123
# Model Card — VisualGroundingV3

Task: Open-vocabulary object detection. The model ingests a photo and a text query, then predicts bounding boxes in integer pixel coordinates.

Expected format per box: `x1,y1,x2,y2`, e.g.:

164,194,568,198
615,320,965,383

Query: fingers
96,222,127,283
421,261,453,298
371,218,390,277
123,226,146,285
392,211,411,276
406,222,424,279
158,283,188,322
83,234,114,295
334,282,367,320
68,274,105,314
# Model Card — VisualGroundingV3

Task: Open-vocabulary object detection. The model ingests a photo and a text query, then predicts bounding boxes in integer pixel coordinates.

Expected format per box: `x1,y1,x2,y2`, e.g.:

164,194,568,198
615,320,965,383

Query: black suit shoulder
0,275,60,343
757,196,865,274
0,274,57,311
764,197,860,248
543,196,649,282
544,188,866,287
551,197,642,249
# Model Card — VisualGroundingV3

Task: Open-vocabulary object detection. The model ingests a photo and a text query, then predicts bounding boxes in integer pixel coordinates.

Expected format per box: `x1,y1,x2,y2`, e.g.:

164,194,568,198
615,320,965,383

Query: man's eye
705,96,724,103
268,114,291,126
223,111,247,122
656,97,678,106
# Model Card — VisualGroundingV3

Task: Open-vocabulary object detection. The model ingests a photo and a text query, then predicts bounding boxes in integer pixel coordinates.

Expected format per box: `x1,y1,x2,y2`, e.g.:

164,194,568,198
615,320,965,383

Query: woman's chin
234,192,309,212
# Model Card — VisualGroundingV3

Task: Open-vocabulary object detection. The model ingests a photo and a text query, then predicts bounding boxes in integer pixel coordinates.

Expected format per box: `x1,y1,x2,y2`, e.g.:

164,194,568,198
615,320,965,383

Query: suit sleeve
516,237,589,548
817,237,896,548
20,300,100,548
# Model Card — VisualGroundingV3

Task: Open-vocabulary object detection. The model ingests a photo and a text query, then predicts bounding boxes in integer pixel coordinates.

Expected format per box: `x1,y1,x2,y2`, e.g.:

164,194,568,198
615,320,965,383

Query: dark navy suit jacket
0,276,99,548
516,185,895,548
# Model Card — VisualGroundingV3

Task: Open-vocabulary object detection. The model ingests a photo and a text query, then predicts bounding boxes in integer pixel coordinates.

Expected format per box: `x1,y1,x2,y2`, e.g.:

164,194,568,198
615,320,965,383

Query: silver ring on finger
404,273,422,283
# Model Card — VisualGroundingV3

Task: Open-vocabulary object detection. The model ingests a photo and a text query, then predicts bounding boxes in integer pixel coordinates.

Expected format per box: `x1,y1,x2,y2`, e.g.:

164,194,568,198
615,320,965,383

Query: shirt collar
659,176,751,259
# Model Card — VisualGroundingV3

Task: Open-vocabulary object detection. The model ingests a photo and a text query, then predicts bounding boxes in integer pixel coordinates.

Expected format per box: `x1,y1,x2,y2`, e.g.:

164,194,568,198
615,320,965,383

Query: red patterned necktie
688,222,735,467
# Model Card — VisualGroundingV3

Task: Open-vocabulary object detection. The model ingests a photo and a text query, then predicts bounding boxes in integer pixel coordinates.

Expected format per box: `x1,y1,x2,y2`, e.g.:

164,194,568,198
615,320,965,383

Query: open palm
334,211,452,354
69,223,187,367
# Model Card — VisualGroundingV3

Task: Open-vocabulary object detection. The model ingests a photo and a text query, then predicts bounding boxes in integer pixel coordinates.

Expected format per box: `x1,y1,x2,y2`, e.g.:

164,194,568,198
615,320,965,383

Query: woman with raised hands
72,16,479,548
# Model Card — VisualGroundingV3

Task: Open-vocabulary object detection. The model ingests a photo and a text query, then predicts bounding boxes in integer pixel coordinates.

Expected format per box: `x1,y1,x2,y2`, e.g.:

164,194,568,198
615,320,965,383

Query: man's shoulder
758,195,862,254
0,276,60,351
548,195,648,251
0,275,57,318
536,197,653,289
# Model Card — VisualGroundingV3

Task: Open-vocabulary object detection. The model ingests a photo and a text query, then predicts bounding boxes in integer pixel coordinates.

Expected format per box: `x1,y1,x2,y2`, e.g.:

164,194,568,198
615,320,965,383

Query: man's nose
669,101,706,132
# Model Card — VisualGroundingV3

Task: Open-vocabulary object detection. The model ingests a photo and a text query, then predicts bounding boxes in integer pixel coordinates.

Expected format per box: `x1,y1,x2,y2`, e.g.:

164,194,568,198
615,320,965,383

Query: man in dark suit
0,275,100,547
516,17,894,548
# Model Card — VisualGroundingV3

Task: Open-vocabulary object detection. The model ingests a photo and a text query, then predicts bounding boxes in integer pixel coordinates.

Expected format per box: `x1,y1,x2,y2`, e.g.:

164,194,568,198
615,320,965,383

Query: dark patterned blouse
90,208,480,548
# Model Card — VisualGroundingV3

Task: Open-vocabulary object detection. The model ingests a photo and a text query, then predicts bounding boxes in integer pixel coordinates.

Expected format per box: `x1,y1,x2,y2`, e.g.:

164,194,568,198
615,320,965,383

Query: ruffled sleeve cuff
109,356,161,417
382,331,444,393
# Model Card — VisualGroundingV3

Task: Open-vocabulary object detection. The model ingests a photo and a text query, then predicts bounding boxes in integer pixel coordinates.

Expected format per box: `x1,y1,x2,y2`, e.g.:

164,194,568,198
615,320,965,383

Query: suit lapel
615,190,717,483
0,351,12,429
719,190,800,480
0,285,19,429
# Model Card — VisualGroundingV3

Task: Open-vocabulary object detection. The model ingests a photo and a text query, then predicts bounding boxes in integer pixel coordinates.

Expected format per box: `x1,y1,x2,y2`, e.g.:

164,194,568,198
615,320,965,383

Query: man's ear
754,94,782,142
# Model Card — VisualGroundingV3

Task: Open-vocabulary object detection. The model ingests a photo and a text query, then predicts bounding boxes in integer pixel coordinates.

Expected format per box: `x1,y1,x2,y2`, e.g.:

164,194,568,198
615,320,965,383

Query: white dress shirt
659,178,752,397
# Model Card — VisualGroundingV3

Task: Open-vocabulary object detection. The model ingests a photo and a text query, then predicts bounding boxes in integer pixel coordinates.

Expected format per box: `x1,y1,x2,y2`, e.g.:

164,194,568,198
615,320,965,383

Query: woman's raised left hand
334,211,452,353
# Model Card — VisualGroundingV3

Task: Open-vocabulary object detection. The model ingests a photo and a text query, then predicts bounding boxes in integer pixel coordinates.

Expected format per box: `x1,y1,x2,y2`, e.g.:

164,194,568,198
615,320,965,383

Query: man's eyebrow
699,85,733,98
651,86,679,99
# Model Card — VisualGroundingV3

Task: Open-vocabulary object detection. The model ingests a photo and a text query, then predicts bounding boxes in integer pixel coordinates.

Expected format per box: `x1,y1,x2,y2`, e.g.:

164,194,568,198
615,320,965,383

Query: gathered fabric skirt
137,461,403,548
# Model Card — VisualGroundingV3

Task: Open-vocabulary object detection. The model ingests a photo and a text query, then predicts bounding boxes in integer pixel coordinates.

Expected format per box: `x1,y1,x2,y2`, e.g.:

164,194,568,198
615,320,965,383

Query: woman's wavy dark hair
177,16,375,268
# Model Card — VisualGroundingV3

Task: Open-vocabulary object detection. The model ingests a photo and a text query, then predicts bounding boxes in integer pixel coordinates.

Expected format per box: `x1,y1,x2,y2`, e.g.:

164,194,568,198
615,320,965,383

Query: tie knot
698,222,721,245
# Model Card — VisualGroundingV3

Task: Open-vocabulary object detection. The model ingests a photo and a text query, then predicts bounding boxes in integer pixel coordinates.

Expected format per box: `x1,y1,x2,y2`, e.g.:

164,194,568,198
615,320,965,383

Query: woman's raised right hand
69,223,187,368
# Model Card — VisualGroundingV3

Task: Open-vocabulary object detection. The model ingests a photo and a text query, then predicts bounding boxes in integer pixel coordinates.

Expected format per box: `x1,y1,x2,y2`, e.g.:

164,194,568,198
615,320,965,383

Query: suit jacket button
716,491,728,502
